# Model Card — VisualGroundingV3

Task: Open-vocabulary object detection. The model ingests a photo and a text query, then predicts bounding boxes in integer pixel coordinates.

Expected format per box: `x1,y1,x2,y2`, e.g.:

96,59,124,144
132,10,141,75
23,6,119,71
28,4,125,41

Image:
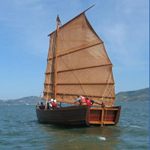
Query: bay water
0,102,149,150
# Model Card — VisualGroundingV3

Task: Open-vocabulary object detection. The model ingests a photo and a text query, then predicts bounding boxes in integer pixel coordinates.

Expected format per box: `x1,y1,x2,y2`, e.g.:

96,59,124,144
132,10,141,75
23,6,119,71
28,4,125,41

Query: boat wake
97,136,106,140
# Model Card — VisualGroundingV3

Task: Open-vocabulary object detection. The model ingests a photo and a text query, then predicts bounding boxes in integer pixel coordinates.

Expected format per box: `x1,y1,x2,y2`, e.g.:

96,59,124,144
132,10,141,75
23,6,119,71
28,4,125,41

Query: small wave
68,139,74,142
130,125,148,130
97,136,106,140
131,125,142,128
119,124,148,130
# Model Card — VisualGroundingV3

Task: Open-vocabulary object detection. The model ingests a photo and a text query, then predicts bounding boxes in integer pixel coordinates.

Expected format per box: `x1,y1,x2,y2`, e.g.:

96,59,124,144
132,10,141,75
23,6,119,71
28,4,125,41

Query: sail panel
48,13,103,57
57,84,115,97
58,44,111,71
43,12,116,106
46,43,111,73
56,66,114,84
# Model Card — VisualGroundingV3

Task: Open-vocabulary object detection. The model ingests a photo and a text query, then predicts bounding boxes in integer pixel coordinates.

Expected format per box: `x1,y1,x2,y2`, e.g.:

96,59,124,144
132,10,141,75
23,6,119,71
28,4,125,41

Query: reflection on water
41,124,122,150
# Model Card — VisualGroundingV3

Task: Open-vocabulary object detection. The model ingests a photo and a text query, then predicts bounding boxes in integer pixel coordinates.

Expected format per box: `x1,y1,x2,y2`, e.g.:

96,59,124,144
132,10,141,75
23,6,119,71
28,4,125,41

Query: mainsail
43,12,115,107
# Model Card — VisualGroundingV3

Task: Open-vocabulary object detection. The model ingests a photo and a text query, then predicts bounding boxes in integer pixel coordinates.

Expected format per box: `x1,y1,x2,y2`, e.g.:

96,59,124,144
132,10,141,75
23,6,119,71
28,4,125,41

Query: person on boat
48,99,53,110
49,99,53,107
40,102,45,110
46,102,49,109
74,95,87,105
86,97,92,107
51,99,57,109
53,99,61,108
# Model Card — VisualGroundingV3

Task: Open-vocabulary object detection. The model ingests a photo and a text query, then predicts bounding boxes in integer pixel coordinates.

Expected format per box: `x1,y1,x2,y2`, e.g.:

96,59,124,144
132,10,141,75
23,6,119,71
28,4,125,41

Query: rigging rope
37,76,45,105
37,91,42,105
99,71,115,107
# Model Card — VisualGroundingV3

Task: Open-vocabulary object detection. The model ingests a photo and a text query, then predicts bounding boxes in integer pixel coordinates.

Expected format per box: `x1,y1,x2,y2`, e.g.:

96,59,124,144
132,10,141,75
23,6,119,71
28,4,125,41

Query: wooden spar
101,108,104,127
44,82,114,85
48,5,95,37
45,63,112,74
92,101,103,106
47,42,103,61
82,4,95,13
54,15,60,99
43,91,115,99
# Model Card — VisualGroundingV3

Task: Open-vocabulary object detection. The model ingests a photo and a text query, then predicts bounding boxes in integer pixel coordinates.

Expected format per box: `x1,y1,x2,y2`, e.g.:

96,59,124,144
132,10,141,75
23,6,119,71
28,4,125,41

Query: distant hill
0,88,149,105
116,87,149,102
0,96,39,105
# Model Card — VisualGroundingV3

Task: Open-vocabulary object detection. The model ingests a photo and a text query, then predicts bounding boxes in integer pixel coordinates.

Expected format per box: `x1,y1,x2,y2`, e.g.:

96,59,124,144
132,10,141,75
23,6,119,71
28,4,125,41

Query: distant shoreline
0,87,149,105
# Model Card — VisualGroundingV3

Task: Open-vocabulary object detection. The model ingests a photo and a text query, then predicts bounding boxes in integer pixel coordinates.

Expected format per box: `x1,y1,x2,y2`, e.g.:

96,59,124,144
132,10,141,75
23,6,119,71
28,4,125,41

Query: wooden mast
54,15,60,99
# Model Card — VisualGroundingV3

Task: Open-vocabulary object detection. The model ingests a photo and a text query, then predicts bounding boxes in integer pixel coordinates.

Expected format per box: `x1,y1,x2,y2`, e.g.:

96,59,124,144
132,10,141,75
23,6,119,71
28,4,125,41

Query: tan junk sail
43,13,115,107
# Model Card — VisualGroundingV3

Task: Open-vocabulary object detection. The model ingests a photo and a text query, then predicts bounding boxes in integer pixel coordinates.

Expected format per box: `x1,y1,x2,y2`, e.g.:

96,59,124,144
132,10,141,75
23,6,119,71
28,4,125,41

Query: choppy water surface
0,102,149,150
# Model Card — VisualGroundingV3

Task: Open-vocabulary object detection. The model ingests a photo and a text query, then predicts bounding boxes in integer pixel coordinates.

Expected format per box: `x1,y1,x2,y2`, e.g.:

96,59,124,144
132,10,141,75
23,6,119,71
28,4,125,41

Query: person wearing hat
74,95,86,105
51,99,57,109
49,99,53,109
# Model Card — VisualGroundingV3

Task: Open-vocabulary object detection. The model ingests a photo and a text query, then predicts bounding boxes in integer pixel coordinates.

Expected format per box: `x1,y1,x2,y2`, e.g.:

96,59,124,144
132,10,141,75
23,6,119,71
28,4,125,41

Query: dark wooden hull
36,105,89,126
36,105,121,127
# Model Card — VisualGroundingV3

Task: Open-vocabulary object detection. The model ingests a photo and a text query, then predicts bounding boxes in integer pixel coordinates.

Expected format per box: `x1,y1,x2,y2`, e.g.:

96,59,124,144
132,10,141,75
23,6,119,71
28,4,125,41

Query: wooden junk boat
36,6,121,127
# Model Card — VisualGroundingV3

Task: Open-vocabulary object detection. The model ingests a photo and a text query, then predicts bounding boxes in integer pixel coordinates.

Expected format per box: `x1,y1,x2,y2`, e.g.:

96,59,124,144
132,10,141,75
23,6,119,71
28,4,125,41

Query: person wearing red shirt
86,98,92,107
51,99,57,109
40,102,45,109
74,95,87,105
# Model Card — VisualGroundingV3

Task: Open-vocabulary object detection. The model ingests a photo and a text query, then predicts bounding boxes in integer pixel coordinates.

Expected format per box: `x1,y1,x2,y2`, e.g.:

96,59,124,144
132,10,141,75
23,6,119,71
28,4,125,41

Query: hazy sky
0,0,149,100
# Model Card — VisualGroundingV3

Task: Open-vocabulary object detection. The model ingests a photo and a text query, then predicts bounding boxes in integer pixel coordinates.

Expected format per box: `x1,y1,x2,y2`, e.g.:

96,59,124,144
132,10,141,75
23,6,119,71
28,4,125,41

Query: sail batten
47,42,103,60
43,12,116,107
45,63,112,74
43,92,115,99
44,82,114,85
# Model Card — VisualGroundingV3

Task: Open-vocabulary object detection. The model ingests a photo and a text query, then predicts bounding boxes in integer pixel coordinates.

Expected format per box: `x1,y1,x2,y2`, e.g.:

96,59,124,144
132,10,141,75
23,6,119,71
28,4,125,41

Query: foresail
43,13,115,107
